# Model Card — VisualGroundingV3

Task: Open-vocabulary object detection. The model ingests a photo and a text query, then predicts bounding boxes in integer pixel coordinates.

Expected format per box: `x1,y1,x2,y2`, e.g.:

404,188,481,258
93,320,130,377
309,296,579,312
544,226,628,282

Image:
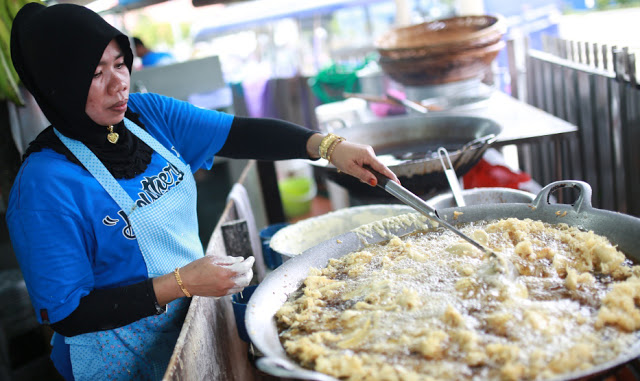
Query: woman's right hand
153,255,254,306
180,255,254,297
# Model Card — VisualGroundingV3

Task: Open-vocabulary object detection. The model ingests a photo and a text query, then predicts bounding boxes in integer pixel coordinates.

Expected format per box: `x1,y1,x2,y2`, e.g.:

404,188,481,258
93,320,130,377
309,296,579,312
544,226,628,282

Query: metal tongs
366,166,518,278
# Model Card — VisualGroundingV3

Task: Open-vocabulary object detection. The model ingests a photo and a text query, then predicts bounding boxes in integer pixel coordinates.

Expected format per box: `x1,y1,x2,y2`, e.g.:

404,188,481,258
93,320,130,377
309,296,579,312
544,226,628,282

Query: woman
6,2,399,381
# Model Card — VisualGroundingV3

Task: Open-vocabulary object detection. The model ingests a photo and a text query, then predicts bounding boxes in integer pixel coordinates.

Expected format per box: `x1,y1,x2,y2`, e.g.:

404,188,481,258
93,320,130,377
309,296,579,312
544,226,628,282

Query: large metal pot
246,180,640,381
426,187,536,209
311,114,501,199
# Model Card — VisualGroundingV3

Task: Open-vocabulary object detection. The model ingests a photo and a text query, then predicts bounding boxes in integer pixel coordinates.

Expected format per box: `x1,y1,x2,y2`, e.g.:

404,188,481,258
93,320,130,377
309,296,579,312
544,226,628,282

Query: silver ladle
438,147,466,207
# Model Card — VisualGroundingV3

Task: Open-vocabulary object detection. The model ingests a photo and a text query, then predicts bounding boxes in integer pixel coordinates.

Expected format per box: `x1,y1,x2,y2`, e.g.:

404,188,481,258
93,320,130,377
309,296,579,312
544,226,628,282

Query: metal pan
246,180,640,381
310,114,501,199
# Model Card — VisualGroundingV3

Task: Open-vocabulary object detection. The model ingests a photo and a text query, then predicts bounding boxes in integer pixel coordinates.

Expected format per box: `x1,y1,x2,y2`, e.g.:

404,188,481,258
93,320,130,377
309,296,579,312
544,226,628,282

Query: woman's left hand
329,140,400,187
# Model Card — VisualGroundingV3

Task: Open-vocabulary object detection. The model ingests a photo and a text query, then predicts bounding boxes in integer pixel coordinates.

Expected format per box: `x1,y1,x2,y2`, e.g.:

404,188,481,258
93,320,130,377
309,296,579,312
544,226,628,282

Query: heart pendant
107,132,119,144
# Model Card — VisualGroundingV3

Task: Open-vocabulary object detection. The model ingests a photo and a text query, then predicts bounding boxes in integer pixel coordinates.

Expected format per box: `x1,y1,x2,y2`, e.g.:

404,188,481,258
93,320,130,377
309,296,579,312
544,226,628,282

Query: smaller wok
310,114,501,199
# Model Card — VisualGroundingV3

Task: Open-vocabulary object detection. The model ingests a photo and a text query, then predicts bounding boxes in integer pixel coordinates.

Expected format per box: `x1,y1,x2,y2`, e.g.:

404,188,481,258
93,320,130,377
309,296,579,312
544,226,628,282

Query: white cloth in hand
215,256,255,295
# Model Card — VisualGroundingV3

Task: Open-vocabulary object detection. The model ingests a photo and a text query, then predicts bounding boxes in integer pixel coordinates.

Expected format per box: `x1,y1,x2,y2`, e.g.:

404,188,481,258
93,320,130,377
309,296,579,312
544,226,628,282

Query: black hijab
11,3,153,179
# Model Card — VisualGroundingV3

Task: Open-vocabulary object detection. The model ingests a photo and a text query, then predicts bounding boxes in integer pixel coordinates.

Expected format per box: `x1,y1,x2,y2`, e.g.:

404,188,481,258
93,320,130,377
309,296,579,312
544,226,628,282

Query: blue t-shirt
6,91,232,331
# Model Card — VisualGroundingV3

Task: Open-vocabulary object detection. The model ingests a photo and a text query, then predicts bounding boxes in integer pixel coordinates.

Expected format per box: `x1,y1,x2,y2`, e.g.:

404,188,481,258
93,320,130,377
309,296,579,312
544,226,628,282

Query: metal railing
515,36,639,216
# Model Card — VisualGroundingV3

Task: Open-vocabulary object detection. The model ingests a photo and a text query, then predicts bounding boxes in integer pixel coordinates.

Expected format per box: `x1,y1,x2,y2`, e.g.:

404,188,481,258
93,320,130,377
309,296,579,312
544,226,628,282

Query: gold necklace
106,125,119,144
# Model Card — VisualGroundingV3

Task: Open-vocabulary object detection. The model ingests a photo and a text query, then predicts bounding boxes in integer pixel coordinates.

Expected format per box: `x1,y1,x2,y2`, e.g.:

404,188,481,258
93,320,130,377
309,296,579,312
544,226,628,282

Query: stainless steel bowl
269,204,414,262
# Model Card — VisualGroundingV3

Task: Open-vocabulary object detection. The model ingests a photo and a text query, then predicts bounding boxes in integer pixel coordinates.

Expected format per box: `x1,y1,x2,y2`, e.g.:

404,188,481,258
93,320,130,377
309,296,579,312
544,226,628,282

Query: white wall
455,0,485,15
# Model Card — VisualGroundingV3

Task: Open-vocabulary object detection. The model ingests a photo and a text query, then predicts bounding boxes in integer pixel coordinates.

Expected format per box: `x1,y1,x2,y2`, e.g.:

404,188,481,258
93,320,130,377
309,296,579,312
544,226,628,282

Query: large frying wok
311,114,501,199
246,180,640,381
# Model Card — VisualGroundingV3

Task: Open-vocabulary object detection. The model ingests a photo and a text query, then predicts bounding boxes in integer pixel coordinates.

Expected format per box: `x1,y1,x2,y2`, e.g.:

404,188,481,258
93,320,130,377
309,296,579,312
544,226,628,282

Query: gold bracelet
318,133,337,159
319,133,345,160
174,268,192,298
326,136,345,164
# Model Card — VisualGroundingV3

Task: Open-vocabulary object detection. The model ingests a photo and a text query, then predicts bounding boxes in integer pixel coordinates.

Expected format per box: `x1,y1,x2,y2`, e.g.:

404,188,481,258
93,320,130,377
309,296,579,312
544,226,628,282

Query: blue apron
53,119,203,380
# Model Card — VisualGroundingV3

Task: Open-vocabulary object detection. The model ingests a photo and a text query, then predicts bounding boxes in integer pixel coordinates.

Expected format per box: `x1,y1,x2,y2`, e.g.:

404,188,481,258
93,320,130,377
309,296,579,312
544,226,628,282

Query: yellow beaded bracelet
174,267,192,298
326,136,345,164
